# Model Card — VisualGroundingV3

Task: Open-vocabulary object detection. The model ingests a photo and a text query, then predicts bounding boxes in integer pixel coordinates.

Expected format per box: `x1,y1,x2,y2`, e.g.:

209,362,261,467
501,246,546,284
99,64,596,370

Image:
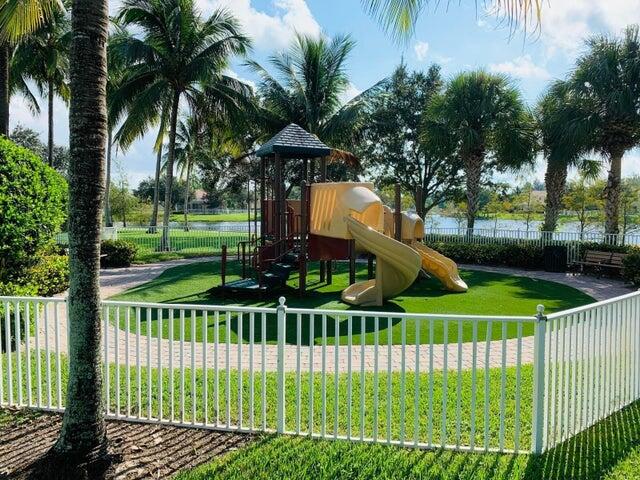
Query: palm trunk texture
53,0,109,460
464,152,483,232
542,160,568,233
604,148,624,236
160,90,180,250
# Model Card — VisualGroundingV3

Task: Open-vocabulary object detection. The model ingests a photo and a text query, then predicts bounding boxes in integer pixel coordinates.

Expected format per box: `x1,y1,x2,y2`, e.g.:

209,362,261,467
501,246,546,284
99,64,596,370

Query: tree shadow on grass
524,400,640,479
190,401,640,480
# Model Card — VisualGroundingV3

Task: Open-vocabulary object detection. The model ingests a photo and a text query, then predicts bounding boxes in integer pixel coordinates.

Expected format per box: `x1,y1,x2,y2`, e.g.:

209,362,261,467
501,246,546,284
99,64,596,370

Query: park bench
575,250,627,277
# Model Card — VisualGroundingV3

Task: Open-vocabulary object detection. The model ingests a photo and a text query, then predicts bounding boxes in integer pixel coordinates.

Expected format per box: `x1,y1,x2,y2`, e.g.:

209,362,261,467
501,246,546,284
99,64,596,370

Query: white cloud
413,41,429,61
489,54,551,80
198,0,321,50
340,83,362,105
224,69,257,92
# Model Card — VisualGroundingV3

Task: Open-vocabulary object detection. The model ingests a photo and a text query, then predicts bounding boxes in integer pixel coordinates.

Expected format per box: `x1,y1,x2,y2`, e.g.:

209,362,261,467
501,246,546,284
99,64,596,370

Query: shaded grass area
180,400,640,480
2,351,532,451
110,260,594,345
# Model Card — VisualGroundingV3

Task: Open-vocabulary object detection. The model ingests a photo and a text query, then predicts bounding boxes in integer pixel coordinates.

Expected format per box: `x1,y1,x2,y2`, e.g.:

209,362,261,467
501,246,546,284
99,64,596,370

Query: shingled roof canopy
255,123,331,158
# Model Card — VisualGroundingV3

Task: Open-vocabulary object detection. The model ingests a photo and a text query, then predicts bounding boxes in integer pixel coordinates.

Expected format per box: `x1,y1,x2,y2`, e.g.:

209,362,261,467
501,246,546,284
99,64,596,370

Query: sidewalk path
31,259,634,373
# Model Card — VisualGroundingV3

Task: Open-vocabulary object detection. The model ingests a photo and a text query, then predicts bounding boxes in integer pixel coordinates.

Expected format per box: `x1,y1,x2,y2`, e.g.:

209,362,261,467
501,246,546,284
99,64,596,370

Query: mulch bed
0,409,253,479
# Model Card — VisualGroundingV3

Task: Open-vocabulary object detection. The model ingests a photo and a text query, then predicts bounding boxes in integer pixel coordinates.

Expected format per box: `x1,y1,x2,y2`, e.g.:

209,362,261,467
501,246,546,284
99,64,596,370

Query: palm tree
424,70,536,230
169,116,201,230
12,5,70,165
249,33,379,149
565,26,640,236
537,81,601,232
111,0,251,248
52,0,109,467
362,0,543,40
0,0,60,135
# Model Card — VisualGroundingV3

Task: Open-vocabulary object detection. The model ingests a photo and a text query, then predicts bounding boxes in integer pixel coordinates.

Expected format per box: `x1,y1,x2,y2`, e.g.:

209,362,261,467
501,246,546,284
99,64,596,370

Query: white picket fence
424,227,640,265
1,292,639,454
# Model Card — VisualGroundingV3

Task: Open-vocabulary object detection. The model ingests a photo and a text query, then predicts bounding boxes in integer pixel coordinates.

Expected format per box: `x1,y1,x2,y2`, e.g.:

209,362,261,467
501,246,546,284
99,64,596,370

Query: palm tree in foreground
0,0,60,135
112,0,251,249
52,0,109,470
12,4,70,165
566,26,640,236
424,70,537,231
362,0,543,41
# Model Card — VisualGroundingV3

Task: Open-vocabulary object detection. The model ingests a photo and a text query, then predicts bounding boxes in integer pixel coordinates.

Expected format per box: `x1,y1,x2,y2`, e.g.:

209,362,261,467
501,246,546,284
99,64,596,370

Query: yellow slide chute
341,217,422,306
309,182,467,306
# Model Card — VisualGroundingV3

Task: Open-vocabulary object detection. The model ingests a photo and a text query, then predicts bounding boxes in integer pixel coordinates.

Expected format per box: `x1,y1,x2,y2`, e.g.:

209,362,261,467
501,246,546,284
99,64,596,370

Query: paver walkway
29,259,634,374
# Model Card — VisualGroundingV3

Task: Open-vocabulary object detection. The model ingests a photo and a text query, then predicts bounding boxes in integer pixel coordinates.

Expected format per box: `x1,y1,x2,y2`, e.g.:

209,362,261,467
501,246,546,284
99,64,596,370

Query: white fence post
532,304,547,454
277,296,287,433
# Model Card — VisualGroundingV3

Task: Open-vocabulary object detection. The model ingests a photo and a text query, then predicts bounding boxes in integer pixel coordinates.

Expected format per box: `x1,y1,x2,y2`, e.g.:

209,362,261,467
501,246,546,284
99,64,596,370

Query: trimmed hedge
101,240,138,268
430,242,544,269
623,252,640,287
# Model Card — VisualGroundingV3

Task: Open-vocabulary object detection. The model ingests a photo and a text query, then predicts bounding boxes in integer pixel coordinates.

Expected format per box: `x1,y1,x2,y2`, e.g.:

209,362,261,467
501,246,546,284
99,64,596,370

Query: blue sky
11,0,640,186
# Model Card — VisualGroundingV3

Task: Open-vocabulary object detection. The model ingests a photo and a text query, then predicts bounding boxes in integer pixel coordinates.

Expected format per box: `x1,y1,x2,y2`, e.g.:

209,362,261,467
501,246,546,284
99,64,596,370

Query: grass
2,350,533,451
170,213,259,223
110,260,594,345
2,349,639,480
177,398,640,480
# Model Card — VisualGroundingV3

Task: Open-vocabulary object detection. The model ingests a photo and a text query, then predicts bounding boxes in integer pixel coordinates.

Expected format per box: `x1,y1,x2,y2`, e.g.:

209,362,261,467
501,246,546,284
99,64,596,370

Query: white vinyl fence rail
424,228,640,265
1,292,639,454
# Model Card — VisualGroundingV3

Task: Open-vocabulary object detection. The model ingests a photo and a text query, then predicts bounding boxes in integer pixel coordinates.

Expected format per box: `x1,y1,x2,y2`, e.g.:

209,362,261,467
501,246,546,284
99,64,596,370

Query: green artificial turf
110,260,594,345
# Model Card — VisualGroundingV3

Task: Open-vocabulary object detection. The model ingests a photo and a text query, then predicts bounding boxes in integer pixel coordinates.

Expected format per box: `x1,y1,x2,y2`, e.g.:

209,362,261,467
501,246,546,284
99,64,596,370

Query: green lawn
2,347,639,480
170,213,259,223
116,228,250,257
3,348,638,480
110,260,594,345
178,398,640,480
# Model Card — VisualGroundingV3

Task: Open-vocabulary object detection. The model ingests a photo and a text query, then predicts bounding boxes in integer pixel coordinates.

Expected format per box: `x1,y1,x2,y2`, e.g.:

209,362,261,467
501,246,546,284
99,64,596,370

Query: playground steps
214,251,300,296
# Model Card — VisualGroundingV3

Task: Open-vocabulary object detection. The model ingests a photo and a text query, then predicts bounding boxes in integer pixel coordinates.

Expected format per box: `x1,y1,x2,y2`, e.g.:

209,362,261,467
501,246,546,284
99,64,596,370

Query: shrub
24,254,69,296
101,240,138,268
0,137,67,280
623,252,640,287
430,242,544,269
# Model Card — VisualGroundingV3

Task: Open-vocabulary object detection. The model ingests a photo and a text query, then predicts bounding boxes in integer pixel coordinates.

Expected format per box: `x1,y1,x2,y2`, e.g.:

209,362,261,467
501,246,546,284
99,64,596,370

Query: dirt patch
0,408,253,479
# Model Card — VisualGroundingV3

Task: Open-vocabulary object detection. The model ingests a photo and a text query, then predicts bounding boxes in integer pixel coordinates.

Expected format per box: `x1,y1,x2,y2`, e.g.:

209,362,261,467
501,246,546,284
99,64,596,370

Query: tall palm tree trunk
0,43,9,136
53,0,108,462
542,160,568,233
149,145,162,231
160,89,180,250
604,148,624,237
48,80,54,166
104,128,113,227
183,157,191,231
464,152,483,232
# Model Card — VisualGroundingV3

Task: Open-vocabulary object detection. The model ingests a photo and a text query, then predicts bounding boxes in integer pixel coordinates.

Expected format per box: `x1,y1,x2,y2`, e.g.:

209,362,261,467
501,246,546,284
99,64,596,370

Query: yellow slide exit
410,241,468,292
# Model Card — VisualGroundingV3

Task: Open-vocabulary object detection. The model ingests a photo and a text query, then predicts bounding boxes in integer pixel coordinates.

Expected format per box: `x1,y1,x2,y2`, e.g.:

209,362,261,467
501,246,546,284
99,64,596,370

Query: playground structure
217,123,467,305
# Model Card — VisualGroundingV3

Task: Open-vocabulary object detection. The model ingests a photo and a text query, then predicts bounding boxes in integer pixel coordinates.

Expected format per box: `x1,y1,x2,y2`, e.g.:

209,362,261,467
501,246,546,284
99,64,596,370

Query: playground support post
221,245,227,286
299,181,308,295
394,184,402,241
349,239,356,285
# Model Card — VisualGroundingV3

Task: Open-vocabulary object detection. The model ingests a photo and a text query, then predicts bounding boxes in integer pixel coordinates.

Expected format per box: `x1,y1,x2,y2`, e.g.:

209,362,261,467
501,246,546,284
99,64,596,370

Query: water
167,216,599,234
422,214,596,234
